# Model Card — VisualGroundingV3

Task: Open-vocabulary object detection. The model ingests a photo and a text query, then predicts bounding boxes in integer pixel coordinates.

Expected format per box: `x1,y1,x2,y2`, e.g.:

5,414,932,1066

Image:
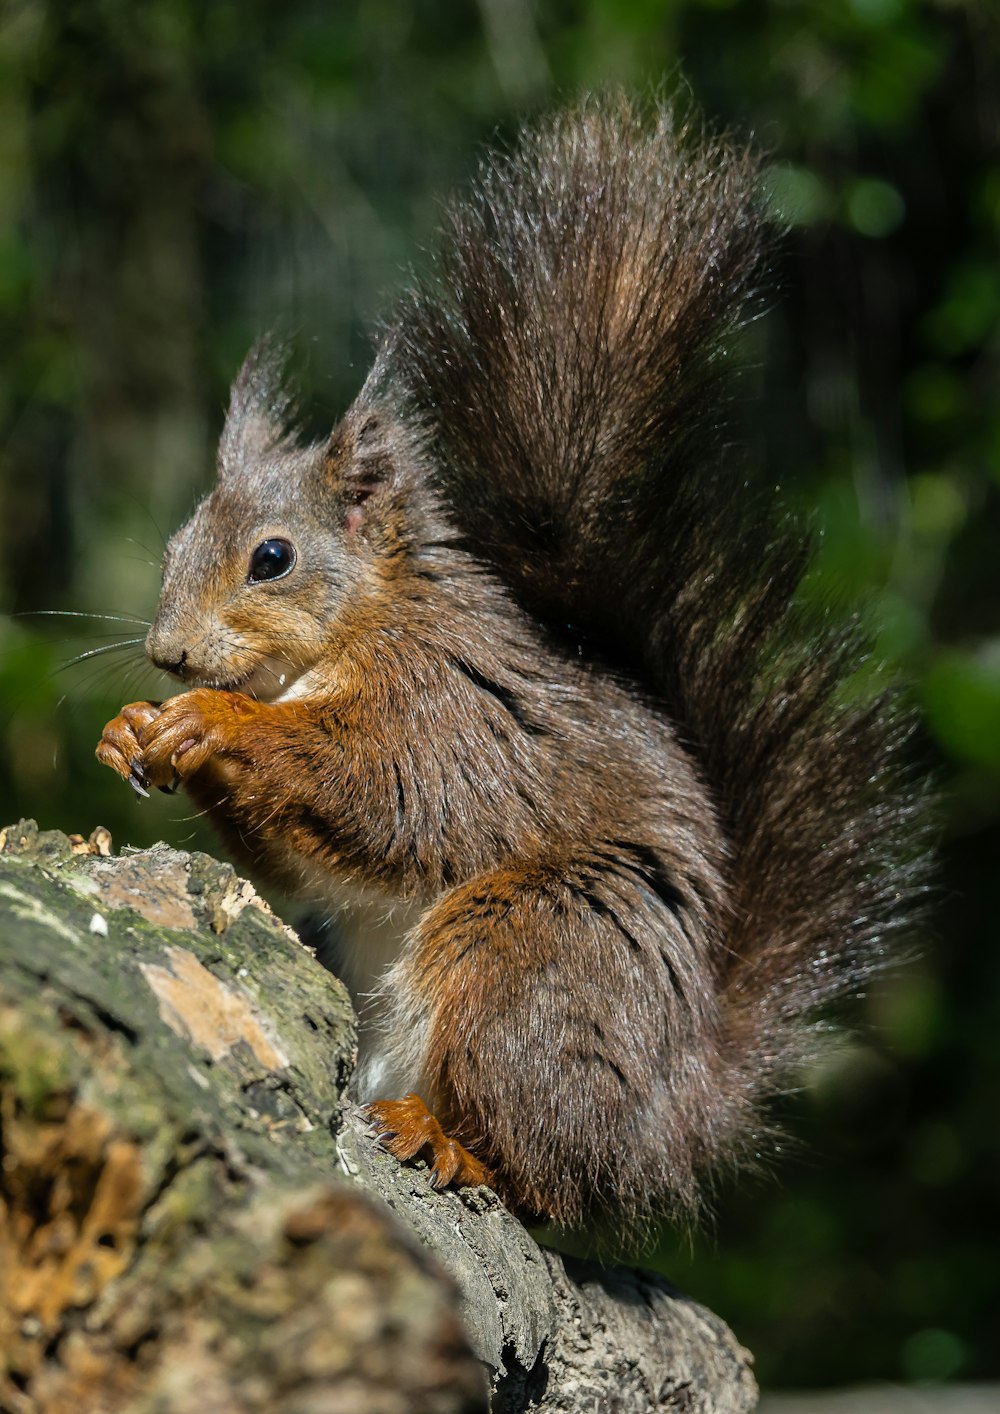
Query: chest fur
302,876,427,1100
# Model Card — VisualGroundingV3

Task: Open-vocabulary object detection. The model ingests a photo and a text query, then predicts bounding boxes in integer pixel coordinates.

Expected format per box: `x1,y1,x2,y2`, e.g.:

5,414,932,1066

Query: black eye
248,538,296,583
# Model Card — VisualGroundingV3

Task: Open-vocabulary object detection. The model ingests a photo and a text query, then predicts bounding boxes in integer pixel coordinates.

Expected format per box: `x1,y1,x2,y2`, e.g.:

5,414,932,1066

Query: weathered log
0,820,758,1412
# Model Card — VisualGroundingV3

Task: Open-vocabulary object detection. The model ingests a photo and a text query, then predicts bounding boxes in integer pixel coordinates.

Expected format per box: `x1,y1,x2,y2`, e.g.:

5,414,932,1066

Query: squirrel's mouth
208,654,306,703
229,650,322,701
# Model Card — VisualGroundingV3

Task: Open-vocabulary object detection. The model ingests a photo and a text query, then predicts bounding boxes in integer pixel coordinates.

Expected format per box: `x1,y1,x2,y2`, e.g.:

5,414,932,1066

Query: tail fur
385,97,927,1170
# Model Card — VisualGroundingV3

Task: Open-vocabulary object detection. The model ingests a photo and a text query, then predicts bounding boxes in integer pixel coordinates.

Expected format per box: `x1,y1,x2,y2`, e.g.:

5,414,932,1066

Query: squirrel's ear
324,383,419,528
330,409,398,499
218,338,297,479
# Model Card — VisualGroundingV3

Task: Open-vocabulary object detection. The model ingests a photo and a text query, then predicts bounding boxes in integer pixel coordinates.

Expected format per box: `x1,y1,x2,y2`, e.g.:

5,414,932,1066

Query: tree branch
0,820,757,1412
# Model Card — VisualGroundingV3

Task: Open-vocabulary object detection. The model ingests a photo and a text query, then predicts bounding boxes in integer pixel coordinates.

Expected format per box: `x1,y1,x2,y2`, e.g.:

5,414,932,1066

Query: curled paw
365,1093,493,1191
135,688,252,787
97,689,255,795
96,701,164,796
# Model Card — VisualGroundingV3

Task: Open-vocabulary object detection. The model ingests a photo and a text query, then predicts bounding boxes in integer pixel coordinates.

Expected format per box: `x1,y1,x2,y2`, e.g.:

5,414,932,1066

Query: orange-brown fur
97,98,926,1233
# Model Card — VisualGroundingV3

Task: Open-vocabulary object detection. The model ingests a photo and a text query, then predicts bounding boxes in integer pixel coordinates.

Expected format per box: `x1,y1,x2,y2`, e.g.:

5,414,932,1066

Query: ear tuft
348,414,394,504
218,337,299,478
327,398,414,511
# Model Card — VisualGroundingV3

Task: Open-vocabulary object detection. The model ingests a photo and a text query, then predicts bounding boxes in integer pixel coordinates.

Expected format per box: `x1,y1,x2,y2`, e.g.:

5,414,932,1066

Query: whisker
176,791,232,824
119,554,162,570
48,630,150,641
121,488,168,554
16,610,152,628
55,639,146,672
123,535,163,563
75,657,151,697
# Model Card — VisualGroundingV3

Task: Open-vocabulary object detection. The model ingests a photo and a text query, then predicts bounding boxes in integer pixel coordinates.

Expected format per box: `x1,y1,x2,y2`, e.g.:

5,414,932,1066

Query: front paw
135,688,253,789
96,701,164,796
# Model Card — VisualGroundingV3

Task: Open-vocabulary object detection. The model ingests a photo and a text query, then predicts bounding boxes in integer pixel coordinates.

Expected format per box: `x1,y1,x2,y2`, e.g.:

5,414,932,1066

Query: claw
365,1109,393,1141
128,768,150,799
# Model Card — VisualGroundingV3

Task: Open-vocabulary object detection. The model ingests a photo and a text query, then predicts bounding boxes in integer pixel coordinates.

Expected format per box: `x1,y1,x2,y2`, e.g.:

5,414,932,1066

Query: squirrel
96,97,925,1234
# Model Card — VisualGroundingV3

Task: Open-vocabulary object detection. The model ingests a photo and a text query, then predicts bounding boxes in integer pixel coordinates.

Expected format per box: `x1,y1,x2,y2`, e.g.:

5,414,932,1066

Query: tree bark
0,820,758,1413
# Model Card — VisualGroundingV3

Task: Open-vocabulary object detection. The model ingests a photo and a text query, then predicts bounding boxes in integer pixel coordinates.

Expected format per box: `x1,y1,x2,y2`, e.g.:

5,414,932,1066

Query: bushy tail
386,96,928,1127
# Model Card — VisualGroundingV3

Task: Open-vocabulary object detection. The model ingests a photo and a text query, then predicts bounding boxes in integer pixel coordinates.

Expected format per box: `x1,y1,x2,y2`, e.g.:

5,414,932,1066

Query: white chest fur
312,881,428,1102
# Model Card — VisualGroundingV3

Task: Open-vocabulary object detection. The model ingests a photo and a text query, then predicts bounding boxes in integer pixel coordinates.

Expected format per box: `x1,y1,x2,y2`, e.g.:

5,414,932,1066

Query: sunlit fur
119,97,927,1234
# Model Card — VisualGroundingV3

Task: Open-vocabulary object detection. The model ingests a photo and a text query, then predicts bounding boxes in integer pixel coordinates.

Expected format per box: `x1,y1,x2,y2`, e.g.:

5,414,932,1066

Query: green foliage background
1,0,997,1391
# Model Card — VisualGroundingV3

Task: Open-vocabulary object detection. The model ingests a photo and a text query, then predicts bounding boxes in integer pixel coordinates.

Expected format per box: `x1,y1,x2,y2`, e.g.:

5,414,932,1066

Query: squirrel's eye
248,538,296,583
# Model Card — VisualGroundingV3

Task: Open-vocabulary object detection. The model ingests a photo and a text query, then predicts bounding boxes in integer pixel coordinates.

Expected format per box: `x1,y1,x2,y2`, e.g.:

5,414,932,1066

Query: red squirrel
97,99,925,1232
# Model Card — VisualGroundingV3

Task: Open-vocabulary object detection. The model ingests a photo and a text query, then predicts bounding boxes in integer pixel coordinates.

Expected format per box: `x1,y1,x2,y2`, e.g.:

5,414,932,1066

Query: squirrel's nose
153,649,188,678
146,627,188,678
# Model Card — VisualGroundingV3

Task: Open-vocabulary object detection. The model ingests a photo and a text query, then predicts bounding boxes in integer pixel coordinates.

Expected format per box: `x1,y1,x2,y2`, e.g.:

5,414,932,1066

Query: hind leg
364,860,701,1227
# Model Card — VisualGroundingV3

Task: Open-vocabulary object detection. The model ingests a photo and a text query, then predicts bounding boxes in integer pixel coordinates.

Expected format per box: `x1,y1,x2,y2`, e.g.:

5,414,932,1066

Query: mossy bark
0,820,757,1413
